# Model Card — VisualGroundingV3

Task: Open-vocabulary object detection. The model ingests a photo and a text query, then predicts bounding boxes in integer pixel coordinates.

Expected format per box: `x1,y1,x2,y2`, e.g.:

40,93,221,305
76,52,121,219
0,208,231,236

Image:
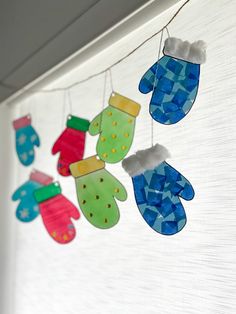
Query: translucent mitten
12,170,53,222
89,92,141,163
139,37,206,124
70,156,127,229
52,115,90,176
34,182,80,244
13,115,40,166
122,144,195,235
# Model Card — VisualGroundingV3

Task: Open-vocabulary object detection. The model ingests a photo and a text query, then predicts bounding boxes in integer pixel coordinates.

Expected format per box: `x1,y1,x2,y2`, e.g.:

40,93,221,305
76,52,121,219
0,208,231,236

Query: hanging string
108,68,114,92
67,89,73,113
56,90,67,181
151,29,165,147
97,70,108,137
165,26,171,38
61,91,67,131
0,0,190,98
154,29,164,88
102,71,108,110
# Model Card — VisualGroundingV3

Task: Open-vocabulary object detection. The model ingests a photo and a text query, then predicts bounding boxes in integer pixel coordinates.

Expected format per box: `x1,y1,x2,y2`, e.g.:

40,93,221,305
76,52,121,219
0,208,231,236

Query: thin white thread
165,26,171,38
154,29,164,88
67,89,73,114
108,68,114,92
151,30,164,147
61,91,67,130
98,70,108,137
57,90,67,181
151,116,154,147
102,71,108,110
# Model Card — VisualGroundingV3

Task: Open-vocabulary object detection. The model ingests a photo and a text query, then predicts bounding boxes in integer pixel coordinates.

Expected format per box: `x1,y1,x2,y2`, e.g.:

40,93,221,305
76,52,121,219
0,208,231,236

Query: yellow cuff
109,92,141,117
70,156,105,178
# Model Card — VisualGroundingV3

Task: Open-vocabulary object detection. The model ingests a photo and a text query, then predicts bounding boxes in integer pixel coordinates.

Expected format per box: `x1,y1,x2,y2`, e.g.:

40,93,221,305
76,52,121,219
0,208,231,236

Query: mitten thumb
31,128,40,147
106,171,127,202
66,201,80,220
89,113,102,136
52,137,62,155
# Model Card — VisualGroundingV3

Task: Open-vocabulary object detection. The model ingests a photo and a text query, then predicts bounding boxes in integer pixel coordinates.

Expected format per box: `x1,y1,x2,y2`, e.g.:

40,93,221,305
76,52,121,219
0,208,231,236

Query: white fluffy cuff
122,154,144,177
163,37,206,64
122,144,170,177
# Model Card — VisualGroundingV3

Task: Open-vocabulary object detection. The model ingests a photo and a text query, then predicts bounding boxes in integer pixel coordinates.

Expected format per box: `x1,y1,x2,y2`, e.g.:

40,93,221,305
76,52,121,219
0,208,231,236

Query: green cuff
67,115,90,132
34,182,61,203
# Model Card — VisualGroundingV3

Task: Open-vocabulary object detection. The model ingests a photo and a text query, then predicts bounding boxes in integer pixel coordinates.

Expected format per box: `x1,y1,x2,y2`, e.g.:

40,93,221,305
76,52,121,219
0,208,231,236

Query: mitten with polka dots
89,92,141,163
52,115,90,176
70,156,127,229
13,115,40,166
34,182,80,244
12,170,53,223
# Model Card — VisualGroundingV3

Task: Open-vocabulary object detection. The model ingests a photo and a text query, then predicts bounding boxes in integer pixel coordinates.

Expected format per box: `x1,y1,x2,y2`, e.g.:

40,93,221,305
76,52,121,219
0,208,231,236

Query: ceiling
0,0,151,103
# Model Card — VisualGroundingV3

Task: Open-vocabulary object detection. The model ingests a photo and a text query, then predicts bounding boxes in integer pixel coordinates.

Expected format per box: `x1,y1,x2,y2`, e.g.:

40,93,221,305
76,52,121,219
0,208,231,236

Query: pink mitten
34,182,80,244
52,115,90,176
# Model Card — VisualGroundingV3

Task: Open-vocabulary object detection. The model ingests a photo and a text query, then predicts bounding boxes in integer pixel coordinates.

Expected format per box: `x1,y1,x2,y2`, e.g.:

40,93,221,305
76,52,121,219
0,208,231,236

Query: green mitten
70,156,127,229
89,92,141,163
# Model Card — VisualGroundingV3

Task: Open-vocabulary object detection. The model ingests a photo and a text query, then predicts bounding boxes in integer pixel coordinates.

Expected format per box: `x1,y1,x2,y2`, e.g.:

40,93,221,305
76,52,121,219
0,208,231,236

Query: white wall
1,0,236,313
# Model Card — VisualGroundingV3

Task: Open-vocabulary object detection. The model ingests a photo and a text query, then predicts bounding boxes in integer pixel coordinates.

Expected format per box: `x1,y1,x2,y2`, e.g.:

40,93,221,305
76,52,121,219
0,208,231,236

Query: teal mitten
12,170,53,222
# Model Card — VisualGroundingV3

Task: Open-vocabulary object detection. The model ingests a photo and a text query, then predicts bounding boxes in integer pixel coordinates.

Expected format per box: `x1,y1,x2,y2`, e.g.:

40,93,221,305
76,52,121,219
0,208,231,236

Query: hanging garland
10,0,207,243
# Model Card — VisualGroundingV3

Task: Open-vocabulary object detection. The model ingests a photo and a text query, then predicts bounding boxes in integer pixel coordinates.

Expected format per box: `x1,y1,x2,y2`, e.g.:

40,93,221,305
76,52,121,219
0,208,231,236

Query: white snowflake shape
20,153,28,162
30,134,37,143
20,208,29,218
20,190,27,196
17,134,27,145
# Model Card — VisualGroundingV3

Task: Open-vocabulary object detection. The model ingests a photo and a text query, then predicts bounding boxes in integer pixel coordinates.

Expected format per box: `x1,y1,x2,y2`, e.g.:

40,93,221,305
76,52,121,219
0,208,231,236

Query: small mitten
89,92,141,163
139,37,206,124
12,170,53,222
122,144,194,235
13,115,40,166
70,156,127,229
34,182,80,244
52,115,90,176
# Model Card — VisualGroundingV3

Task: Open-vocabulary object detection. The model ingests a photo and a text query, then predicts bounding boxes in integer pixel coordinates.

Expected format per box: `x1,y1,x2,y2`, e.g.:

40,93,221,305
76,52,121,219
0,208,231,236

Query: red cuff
30,170,53,185
13,115,31,130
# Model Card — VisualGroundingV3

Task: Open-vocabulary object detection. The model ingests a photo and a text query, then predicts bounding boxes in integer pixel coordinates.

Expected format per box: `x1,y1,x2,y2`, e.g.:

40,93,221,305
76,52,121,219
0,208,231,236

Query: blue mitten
12,170,53,222
122,144,194,235
13,115,40,166
139,37,206,124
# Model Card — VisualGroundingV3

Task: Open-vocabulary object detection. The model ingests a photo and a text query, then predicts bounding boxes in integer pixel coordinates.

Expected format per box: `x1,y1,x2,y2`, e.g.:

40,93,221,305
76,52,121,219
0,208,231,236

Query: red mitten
34,182,80,244
52,115,90,176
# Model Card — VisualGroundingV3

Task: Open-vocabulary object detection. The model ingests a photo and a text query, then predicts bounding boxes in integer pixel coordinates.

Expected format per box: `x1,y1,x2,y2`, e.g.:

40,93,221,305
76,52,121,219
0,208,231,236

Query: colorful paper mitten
122,144,195,235
89,92,141,163
139,37,206,124
13,115,40,166
70,156,127,229
52,115,90,176
34,182,80,244
12,170,53,223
